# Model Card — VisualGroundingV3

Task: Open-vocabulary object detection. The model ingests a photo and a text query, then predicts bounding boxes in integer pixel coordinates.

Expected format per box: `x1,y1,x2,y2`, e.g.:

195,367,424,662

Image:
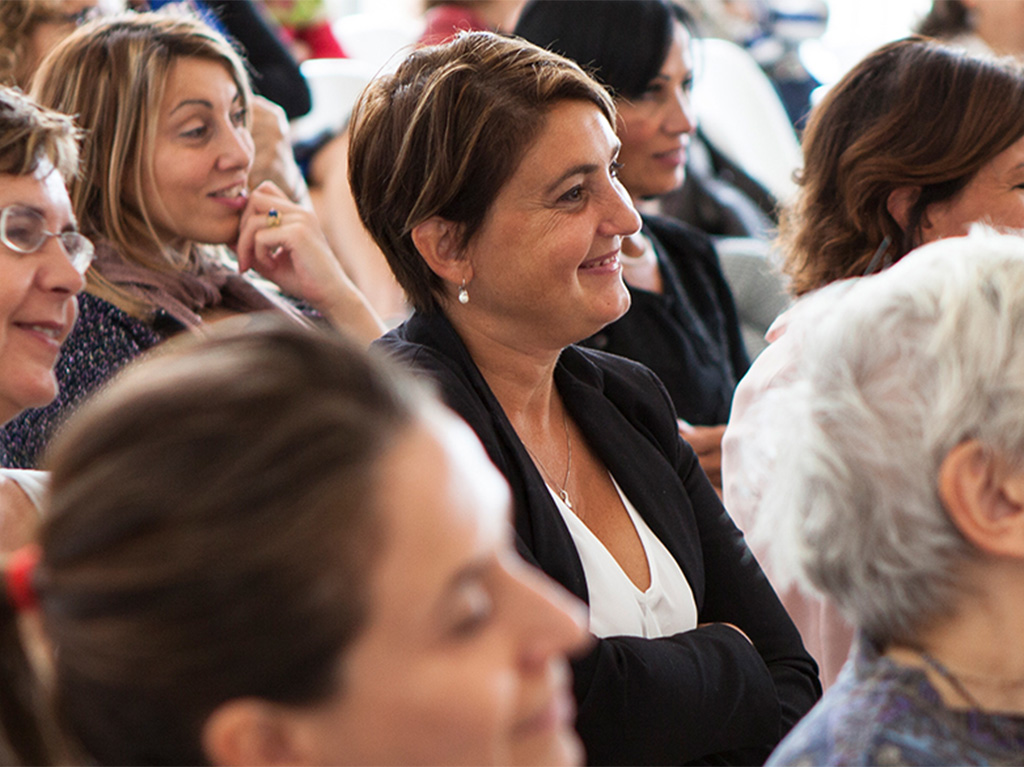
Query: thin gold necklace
524,408,573,510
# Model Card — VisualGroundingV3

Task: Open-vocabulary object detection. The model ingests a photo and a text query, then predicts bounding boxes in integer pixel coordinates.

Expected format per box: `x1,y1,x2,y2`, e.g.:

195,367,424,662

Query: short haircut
348,30,616,313
756,227,1024,646
514,0,696,100
779,37,1024,296
0,85,78,180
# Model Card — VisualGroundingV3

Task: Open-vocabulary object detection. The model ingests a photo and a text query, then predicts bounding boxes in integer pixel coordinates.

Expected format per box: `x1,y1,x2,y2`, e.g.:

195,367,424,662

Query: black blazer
375,311,820,766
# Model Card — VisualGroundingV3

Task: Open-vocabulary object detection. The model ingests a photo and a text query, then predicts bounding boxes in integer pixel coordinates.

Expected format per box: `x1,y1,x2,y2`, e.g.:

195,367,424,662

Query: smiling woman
514,0,753,490
142,56,256,249
0,9,383,468
0,86,84,552
358,31,821,765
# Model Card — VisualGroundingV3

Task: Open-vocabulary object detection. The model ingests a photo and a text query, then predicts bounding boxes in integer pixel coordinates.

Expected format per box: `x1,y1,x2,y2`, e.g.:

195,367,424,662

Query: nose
38,236,86,295
508,560,590,670
598,178,642,239
664,86,696,137
217,121,255,174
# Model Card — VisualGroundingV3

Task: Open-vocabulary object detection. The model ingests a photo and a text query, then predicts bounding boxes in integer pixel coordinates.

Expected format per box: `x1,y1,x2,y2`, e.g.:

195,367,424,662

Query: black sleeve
204,0,312,120
672,428,821,764
570,367,819,765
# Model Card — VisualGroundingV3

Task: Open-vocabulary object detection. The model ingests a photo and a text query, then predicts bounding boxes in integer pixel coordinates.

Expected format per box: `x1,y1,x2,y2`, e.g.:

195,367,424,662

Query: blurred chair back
331,11,425,72
693,37,801,206
289,57,381,143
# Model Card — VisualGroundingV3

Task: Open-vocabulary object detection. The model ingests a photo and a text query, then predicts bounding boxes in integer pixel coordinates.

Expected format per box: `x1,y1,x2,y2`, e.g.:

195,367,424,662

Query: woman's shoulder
374,313,504,432
0,469,46,552
73,292,166,351
767,639,994,767
560,345,682,454
374,312,470,383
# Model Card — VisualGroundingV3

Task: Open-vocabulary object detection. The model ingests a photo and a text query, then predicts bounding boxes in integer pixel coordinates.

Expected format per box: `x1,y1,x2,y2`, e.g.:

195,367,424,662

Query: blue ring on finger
267,208,282,228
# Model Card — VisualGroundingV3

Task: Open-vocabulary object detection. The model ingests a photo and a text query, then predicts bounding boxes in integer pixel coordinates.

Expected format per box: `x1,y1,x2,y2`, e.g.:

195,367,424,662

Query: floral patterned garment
767,633,1024,766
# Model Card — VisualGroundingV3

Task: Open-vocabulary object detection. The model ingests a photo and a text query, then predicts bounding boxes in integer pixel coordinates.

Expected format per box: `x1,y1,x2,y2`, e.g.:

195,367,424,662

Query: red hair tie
5,545,41,613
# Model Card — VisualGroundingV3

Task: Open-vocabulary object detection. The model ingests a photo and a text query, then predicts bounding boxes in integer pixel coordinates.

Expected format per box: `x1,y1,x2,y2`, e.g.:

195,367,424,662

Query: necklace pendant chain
525,407,574,511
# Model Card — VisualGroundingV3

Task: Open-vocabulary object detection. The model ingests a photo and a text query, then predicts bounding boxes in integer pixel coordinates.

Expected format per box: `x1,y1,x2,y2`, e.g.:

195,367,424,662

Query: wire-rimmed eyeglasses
0,205,95,274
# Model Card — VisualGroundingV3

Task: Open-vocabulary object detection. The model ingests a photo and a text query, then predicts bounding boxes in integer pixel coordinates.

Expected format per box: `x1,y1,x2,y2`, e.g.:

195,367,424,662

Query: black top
375,311,820,766
581,214,749,425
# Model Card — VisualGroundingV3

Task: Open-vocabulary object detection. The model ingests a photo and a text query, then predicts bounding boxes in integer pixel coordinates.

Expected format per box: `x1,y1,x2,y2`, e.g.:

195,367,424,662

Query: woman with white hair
759,227,1024,765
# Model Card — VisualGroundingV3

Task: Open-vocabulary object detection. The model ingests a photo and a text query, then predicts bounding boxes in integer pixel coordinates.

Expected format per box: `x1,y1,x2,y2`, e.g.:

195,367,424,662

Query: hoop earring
457,279,469,305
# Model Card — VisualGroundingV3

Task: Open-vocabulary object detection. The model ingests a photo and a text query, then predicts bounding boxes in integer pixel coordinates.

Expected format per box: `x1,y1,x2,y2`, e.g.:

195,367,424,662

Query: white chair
332,11,425,73
289,57,381,144
692,37,802,207
715,236,791,359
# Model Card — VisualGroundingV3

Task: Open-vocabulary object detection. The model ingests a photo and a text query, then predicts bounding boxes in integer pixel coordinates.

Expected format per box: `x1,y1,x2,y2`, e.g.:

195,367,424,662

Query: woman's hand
678,420,726,492
235,180,384,343
248,96,313,208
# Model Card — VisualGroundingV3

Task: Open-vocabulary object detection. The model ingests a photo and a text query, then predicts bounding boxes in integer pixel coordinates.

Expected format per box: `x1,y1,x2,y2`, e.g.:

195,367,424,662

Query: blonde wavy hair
29,8,252,316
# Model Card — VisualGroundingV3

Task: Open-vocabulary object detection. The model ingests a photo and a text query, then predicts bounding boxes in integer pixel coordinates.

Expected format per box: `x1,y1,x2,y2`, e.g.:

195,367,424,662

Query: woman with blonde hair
0,9,382,467
0,85,87,550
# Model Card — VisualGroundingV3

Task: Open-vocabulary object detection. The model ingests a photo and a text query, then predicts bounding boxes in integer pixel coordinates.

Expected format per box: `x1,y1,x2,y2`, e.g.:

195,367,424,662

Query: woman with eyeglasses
0,85,89,551
722,37,1024,689
0,9,383,468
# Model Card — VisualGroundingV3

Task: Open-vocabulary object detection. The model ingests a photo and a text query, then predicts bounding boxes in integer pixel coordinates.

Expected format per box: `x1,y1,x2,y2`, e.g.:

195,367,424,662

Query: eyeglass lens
0,206,94,273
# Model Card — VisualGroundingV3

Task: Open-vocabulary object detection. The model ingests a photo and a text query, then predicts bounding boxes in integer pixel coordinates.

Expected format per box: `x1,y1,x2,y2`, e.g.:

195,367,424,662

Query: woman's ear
886,186,921,232
938,440,1024,558
411,216,472,286
202,699,301,767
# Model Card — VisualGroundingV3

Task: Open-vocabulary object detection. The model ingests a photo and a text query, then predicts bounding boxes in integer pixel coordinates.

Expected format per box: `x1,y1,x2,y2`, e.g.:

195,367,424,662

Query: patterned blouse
767,633,1024,766
0,293,168,468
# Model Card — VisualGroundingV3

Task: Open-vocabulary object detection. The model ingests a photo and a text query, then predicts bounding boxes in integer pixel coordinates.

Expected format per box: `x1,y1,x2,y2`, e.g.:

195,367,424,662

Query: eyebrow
544,142,623,196
5,203,77,231
169,91,244,116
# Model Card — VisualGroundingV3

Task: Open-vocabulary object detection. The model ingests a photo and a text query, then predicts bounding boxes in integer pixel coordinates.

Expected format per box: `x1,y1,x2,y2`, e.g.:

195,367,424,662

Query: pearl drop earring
458,280,469,304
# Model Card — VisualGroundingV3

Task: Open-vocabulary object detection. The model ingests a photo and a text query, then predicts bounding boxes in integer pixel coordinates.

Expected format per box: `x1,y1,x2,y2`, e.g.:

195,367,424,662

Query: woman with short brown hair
354,30,820,765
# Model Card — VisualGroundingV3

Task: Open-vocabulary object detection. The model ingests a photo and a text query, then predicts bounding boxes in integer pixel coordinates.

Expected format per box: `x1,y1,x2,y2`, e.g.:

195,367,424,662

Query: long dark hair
513,0,696,100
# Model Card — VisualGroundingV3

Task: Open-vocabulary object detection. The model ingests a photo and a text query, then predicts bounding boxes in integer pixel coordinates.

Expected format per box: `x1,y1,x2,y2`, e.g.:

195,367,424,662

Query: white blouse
549,476,698,639
0,468,47,515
